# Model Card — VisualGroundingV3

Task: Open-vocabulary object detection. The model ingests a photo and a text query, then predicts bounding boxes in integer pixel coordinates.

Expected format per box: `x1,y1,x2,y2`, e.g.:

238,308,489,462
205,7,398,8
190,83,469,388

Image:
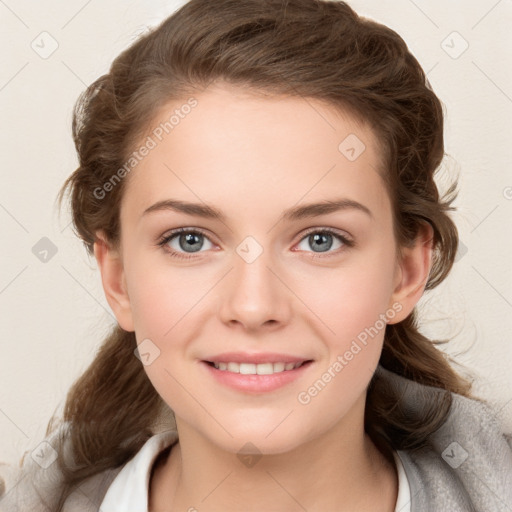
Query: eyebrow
142,198,373,222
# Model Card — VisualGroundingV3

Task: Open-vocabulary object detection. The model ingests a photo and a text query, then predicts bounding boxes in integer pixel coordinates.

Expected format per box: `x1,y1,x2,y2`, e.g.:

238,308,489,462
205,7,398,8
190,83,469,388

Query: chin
207,425,313,457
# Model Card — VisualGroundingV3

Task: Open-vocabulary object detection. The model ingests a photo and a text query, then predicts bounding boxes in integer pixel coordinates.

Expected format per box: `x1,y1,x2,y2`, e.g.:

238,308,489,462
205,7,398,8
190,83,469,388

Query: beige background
1,0,511,463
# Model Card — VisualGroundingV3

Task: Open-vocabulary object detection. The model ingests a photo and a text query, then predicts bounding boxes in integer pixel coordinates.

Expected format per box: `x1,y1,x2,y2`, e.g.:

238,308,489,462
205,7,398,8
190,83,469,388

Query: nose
218,245,292,332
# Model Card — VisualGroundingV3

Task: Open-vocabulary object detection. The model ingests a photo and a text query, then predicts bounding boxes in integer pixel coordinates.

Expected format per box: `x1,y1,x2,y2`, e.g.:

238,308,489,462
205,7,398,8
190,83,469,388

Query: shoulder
0,423,69,512
0,462,22,509
60,467,124,512
0,422,123,512
378,366,512,512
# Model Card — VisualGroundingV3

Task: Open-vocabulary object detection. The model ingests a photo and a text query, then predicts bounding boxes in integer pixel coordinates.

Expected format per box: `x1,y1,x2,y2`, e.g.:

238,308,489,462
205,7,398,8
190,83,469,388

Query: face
97,82,427,456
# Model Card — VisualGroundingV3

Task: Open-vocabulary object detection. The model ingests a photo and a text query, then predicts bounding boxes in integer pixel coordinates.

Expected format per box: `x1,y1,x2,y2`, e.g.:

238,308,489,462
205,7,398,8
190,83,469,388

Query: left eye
294,228,353,256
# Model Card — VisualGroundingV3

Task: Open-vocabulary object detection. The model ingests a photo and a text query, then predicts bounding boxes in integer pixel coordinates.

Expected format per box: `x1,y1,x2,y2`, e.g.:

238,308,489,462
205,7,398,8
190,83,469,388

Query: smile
209,361,306,375
202,359,313,393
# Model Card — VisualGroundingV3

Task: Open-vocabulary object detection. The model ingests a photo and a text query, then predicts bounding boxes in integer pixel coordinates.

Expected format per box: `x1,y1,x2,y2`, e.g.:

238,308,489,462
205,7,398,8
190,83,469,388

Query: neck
149,401,398,512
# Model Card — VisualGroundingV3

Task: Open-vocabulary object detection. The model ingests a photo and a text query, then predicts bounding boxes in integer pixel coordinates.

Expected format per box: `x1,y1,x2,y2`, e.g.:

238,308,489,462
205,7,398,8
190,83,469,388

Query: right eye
157,228,215,260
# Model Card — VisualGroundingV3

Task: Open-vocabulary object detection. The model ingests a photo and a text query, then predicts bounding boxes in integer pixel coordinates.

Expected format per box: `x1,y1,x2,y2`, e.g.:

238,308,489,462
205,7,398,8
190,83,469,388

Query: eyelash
156,227,355,261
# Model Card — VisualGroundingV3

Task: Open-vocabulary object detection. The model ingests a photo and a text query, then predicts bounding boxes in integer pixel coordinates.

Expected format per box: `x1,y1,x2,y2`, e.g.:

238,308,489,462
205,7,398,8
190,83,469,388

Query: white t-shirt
100,431,412,512
393,450,412,512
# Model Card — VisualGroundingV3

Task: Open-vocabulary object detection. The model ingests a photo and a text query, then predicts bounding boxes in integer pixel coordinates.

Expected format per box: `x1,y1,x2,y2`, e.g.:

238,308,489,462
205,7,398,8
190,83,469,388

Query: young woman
1,1,511,511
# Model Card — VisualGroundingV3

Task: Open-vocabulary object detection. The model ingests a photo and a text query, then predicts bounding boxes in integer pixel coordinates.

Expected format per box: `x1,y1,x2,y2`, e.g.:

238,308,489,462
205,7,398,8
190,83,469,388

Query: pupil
181,233,202,253
311,233,332,252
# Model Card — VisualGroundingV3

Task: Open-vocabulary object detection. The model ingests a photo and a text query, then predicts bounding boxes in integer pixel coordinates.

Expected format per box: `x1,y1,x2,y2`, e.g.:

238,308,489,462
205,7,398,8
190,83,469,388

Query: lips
201,352,314,393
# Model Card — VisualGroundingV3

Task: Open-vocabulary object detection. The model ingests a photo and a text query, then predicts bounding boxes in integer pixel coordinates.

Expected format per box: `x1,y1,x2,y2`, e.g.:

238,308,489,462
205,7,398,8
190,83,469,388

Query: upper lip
203,352,313,364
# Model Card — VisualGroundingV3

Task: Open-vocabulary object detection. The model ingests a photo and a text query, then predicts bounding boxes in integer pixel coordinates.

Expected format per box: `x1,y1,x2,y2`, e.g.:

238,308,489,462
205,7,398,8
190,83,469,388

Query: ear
93,231,135,332
387,222,434,324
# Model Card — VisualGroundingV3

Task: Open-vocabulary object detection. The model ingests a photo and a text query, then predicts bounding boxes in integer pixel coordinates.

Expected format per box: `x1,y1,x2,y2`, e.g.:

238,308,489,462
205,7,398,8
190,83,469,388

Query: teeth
255,363,273,375
227,362,239,373
212,361,304,374
273,362,285,372
240,363,256,375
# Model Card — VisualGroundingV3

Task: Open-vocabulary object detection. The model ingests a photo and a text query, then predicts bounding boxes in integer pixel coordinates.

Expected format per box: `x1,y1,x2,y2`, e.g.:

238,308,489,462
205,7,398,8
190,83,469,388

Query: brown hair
45,0,481,509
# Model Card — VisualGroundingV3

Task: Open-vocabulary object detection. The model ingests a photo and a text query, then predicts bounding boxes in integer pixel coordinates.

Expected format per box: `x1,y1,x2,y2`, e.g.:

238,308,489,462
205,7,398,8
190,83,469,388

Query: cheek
296,245,397,401
126,254,209,340
306,249,397,343
292,277,393,432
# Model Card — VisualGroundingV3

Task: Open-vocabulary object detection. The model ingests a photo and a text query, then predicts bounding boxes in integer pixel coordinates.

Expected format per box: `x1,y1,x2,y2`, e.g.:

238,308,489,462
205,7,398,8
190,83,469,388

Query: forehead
121,84,390,225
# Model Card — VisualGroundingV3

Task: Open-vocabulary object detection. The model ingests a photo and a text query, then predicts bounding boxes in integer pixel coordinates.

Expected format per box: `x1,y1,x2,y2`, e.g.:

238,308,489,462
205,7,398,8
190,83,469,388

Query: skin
94,82,433,511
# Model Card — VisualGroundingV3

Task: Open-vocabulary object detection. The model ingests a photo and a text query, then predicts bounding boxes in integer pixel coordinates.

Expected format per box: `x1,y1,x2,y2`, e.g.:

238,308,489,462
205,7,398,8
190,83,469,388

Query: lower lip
201,361,313,393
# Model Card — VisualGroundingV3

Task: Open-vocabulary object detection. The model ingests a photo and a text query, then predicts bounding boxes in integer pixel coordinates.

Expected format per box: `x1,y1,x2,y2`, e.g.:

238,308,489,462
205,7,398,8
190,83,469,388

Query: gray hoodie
1,365,511,511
